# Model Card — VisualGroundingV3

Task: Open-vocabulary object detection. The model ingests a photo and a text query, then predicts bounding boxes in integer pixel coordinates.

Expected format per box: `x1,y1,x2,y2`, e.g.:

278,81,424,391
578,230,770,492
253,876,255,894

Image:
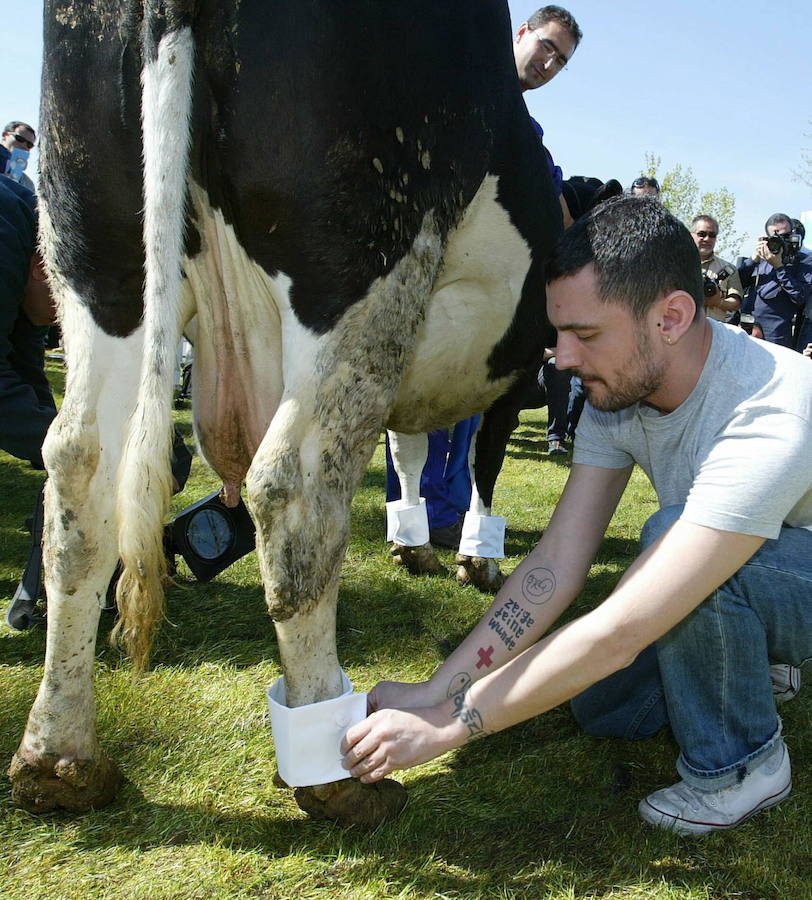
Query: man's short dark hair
2,121,35,140
629,176,660,194
691,214,719,233
765,213,792,233
527,5,583,47
546,195,704,322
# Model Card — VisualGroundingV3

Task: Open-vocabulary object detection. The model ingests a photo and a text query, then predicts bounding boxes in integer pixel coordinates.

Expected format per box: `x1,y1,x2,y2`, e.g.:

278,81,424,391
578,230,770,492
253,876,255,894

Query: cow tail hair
112,18,195,671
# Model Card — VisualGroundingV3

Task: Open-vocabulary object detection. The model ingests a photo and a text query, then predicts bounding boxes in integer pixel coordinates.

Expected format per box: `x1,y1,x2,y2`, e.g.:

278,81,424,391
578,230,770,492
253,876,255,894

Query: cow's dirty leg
248,418,408,826
9,321,139,812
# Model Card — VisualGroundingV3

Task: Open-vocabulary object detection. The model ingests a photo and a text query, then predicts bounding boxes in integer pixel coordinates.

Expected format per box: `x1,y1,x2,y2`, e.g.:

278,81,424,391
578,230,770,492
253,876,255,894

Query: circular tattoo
446,672,472,698
522,567,555,605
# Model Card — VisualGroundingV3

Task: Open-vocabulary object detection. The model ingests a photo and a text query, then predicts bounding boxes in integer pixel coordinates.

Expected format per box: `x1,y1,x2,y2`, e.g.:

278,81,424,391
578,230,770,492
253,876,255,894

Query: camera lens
766,235,785,254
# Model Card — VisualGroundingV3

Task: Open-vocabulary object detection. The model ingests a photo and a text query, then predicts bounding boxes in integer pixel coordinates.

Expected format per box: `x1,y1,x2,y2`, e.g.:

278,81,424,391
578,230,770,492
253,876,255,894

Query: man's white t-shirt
573,321,812,539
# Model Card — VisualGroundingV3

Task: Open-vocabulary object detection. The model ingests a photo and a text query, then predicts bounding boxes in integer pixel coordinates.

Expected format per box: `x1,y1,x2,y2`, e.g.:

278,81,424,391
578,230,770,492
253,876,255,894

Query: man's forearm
433,519,767,747
425,464,632,703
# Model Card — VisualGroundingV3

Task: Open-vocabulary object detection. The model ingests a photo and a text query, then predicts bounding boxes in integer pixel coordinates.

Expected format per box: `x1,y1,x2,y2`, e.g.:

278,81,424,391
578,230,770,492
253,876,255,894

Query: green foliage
795,121,812,191
640,153,747,259
2,376,811,899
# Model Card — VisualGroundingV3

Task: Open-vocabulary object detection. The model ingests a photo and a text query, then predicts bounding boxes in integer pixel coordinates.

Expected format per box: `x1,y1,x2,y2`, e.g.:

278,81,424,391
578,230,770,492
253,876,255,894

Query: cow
9,0,561,827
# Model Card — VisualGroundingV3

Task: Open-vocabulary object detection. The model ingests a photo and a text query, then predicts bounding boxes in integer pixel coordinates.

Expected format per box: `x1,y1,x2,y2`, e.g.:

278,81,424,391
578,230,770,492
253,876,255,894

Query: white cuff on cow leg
386,497,430,546
458,512,507,559
266,668,367,787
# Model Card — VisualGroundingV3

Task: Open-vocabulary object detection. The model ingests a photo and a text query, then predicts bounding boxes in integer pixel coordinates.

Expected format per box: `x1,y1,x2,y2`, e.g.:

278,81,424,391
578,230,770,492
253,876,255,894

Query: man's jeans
571,505,812,790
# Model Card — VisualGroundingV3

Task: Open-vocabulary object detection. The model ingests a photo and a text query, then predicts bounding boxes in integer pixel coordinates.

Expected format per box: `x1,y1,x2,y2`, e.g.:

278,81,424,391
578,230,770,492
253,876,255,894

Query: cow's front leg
248,406,408,826
9,321,139,812
386,430,446,577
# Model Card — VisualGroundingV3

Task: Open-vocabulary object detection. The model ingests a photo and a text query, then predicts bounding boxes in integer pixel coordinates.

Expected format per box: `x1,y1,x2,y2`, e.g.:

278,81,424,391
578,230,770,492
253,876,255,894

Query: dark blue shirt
0,175,56,466
739,255,812,348
529,117,563,197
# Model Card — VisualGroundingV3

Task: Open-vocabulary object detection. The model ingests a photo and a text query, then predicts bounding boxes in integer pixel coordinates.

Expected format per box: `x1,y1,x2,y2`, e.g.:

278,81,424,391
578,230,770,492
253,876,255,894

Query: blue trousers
571,505,812,789
385,416,479,530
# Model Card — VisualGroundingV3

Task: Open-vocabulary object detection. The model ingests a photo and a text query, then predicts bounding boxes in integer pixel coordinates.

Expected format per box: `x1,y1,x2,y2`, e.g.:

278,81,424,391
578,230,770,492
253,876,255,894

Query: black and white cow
9,0,561,826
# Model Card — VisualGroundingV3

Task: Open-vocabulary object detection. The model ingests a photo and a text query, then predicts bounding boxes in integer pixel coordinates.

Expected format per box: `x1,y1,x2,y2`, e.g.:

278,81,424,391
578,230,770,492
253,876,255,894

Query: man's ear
657,290,697,345
515,22,530,41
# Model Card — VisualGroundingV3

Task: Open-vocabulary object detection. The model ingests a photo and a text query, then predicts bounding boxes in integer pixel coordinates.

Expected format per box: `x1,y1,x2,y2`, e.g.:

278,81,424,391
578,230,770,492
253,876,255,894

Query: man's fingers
340,717,372,756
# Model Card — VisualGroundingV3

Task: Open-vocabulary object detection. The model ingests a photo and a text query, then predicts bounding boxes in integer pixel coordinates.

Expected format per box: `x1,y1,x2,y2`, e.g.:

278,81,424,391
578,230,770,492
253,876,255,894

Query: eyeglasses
632,177,659,191
694,230,718,239
9,132,34,149
533,32,569,71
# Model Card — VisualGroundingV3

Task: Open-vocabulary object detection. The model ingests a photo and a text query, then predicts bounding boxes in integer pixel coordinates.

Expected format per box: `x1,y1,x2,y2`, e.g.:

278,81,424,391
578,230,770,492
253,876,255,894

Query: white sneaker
638,740,792,835
770,664,801,703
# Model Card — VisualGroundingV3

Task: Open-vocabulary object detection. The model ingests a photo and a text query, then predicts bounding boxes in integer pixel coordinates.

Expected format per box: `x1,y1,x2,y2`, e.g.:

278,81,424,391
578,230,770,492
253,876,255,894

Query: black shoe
429,515,465,550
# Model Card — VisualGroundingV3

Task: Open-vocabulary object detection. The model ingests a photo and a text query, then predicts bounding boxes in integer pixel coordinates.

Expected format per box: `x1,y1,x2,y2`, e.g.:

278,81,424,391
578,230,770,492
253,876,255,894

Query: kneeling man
342,196,812,835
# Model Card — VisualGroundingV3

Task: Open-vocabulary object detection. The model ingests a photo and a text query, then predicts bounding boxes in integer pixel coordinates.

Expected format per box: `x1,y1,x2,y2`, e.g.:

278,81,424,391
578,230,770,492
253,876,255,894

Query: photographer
738,213,812,349
690,215,742,323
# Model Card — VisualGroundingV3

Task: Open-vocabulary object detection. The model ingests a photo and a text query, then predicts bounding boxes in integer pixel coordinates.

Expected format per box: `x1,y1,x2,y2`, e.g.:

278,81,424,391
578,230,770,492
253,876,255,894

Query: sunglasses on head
10,132,34,149
632,177,659,190
694,230,717,239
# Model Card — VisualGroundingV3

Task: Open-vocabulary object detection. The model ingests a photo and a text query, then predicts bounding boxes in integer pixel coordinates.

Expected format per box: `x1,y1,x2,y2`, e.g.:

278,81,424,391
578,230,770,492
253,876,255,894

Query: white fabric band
457,512,506,559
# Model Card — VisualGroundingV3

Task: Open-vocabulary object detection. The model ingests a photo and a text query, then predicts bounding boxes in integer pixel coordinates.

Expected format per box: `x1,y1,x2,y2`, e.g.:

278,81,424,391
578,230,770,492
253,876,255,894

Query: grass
1,359,812,899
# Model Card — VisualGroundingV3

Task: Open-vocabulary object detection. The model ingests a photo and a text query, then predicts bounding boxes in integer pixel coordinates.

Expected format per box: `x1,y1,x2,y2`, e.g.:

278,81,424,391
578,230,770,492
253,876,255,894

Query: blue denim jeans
571,505,812,789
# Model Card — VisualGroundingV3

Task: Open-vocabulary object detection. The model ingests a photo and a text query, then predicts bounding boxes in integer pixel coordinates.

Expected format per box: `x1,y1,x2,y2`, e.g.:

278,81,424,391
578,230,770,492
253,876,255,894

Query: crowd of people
3,4,812,840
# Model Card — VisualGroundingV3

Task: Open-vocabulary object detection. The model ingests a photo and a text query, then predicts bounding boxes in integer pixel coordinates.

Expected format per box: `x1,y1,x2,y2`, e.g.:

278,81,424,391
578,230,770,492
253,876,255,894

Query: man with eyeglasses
690,215,743,324
513,5,581,227
1,121,36,193
514,7,583,454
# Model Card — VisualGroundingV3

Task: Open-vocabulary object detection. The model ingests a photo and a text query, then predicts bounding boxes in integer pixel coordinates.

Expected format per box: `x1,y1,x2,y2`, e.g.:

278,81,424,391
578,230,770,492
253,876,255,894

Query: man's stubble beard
581,330,666,413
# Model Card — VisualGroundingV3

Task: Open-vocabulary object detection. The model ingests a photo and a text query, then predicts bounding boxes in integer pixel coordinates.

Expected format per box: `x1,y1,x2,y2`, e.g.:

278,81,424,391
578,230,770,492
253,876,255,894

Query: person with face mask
1,121,36,192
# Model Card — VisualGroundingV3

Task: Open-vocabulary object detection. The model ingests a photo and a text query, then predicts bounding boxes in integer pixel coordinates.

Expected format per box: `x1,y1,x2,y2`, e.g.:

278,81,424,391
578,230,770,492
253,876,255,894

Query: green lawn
1,360,811,899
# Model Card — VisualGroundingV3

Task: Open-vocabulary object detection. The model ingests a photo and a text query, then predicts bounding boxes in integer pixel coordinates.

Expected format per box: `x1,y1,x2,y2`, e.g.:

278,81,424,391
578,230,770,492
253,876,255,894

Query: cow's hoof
294,777,407,827
8,749,123,813
390,542,446,577
455,555,506,593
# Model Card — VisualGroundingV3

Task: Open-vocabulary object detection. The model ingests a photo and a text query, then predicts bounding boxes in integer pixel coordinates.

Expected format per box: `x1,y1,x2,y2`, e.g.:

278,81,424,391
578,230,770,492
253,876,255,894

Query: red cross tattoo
476,645,494,668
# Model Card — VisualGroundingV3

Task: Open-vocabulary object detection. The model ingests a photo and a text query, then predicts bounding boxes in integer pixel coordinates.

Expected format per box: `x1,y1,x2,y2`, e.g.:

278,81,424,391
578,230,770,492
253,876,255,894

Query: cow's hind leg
10,308,141,812
454,376,536,593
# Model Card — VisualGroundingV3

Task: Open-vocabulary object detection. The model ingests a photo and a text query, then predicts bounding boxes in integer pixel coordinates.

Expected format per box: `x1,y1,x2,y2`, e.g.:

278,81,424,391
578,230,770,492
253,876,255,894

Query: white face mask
5,146,29,182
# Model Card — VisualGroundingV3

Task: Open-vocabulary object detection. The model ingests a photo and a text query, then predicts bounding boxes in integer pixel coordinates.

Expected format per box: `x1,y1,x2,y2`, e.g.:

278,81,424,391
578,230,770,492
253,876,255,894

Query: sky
2,2,811,260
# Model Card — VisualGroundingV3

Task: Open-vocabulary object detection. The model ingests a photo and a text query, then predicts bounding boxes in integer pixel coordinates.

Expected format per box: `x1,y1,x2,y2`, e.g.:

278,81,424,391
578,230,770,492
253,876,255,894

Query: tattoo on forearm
487,597,536,651
446,673,488,742
522,567,556,605
483,569,555,653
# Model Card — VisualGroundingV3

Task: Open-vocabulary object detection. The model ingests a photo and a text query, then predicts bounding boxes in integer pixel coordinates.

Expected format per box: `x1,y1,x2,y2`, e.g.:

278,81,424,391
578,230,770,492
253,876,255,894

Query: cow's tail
112,12,195,671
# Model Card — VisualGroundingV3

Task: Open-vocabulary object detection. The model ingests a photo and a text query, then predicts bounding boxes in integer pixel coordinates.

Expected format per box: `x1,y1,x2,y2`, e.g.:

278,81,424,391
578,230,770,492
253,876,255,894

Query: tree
638,153,746,259
794,121,812,190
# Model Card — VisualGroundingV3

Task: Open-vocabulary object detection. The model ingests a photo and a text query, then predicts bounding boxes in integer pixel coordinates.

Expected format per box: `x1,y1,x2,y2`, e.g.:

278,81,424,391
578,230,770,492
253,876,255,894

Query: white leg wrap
386,497,430,545
458,512,506,559
266,669,367,787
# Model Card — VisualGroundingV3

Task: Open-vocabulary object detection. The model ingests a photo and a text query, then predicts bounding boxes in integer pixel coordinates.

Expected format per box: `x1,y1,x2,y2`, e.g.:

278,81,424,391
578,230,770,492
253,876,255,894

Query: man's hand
341,705,458,783
754,237,783,269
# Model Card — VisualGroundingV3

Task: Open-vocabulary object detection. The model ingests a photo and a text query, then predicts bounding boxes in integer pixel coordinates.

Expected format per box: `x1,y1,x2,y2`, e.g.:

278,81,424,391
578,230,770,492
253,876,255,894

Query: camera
703,263,735,297
764,233,801,260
